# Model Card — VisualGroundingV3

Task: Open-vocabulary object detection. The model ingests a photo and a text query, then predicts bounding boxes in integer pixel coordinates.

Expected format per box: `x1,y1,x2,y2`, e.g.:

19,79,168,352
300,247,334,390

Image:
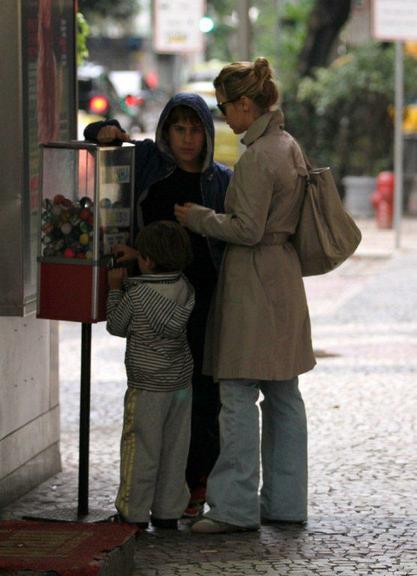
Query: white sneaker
191,518,256,534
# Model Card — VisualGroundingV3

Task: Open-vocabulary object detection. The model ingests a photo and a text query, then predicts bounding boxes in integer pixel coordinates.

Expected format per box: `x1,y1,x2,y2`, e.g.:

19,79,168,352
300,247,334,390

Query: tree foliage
295,43,417,178
205,0,236,62
76,12,90,66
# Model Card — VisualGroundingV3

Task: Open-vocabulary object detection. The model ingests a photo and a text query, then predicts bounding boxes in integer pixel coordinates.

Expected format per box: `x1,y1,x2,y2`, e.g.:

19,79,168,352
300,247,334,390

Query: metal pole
394,41,404,250
237,0,251,60
78,322,92,516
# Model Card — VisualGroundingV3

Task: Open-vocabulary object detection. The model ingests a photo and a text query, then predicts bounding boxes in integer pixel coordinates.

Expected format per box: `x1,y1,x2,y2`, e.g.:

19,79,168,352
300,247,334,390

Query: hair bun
214,57,279,112
254,57,273,82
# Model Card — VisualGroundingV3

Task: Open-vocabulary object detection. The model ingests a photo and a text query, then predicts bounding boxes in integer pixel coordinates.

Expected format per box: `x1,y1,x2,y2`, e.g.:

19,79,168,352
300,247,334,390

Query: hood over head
130,274,195,339
155,92,215,172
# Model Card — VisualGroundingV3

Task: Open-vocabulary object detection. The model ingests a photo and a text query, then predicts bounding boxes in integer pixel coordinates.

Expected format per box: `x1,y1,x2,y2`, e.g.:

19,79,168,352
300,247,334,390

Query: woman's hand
112,244,138,263
97,125,130,145
174,202,195,227
107,267,127,289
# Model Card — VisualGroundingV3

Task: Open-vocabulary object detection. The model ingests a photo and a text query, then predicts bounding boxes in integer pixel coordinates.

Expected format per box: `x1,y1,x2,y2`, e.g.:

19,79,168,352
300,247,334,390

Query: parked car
77,63,144,138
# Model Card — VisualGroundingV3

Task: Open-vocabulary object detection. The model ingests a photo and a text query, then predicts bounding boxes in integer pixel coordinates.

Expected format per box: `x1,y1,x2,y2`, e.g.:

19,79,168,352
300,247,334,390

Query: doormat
0,520,137,576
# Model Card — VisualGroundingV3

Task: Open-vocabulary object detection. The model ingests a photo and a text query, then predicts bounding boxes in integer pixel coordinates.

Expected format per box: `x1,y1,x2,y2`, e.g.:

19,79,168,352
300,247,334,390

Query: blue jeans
205,378,307,528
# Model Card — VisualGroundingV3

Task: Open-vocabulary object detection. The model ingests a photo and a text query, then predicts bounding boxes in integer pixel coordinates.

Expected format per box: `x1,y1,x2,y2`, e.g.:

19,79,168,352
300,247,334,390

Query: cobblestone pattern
2,220,417,575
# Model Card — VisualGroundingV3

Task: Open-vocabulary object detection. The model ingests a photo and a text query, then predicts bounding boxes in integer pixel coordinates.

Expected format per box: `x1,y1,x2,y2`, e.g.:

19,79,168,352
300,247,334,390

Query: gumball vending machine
36,142,135,518
37,142,135,323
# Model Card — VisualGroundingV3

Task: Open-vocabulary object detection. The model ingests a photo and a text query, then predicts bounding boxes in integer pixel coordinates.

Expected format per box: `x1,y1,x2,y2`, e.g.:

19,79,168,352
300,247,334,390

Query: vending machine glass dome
37,142,135,322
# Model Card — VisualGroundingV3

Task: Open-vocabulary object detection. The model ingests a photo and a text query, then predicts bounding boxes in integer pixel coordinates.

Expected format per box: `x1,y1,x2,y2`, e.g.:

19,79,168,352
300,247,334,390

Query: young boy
106,220,195,529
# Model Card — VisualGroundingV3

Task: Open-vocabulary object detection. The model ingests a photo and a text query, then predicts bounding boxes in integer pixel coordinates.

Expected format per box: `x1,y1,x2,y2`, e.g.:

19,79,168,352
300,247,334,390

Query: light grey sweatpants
116,386,192,523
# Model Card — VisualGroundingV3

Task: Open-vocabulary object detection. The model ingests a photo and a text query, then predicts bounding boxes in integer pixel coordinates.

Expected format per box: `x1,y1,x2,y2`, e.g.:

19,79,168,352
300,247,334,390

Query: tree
298,0,352,76
76,12,90,65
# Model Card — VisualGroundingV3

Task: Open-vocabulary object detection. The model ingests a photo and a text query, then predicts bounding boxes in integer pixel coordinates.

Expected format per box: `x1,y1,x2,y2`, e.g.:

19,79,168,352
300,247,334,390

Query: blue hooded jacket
84,93,232,269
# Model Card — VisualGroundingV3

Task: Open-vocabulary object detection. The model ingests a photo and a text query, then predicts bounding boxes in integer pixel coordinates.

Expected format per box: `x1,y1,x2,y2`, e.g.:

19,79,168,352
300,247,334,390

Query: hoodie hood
155,92,215,173
127,273,195,339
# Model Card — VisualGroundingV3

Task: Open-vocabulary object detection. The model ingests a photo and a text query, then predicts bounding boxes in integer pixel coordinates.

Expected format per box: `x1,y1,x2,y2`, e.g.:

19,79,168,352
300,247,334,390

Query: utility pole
237,0,251,60
394,40,404,249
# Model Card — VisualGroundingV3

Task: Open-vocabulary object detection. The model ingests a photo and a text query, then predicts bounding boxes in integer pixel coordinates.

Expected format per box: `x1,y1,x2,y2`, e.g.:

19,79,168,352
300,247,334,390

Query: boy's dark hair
163,105,203,129
135,221,193,273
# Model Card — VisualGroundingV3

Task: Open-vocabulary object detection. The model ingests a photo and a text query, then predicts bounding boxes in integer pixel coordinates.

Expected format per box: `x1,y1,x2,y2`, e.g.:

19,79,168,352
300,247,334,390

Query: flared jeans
205,378,308,528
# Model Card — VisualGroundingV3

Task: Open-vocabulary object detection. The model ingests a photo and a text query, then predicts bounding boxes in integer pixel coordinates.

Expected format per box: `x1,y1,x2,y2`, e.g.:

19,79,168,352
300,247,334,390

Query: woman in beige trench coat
175,58,316,533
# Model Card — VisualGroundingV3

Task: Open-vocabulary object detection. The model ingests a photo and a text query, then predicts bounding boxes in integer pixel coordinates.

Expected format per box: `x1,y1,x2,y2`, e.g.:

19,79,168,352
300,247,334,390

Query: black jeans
186,286,220,492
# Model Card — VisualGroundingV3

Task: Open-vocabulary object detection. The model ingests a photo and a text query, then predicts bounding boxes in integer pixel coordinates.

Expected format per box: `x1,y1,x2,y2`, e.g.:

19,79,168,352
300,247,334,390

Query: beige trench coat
186,110,316,381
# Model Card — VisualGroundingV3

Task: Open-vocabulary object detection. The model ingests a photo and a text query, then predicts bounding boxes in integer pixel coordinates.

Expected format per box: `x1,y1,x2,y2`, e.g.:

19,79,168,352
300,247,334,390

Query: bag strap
300,148,313,174
293,137,313,175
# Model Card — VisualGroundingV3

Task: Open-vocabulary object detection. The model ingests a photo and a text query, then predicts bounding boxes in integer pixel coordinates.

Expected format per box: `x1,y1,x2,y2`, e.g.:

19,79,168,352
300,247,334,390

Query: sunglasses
217,98,238,115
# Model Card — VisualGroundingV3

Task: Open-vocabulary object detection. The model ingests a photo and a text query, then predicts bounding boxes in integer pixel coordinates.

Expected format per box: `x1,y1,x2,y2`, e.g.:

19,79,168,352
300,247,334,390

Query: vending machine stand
32,142,135,521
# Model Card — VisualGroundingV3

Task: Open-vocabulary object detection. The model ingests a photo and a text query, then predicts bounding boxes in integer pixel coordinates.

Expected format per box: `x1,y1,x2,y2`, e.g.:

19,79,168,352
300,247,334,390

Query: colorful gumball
80,208,90,221
55,239,65,251
79,233,89,246
100,198,112,208
61,197,73,208
43,245,55,257
61,223,72,235
42,222,54,235
63,247,75,258
79,221,89,233
53,194,66,205
60,209,71,222
79,196,93,208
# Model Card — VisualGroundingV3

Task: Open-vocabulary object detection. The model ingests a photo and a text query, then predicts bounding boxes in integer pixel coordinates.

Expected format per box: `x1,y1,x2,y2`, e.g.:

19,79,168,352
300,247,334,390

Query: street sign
153,0,204,53
372,0,417,41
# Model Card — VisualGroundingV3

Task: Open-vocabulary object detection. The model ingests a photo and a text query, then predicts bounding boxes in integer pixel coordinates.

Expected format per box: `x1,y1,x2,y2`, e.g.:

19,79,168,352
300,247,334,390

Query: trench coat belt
258,232,290,246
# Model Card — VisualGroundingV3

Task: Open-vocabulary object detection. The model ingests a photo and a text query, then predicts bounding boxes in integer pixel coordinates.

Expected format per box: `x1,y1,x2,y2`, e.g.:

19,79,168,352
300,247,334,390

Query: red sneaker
183,501,204,518
182,485,206,518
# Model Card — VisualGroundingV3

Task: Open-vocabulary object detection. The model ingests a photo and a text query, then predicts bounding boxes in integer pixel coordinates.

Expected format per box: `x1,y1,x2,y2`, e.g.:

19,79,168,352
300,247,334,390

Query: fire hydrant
372,171,394,228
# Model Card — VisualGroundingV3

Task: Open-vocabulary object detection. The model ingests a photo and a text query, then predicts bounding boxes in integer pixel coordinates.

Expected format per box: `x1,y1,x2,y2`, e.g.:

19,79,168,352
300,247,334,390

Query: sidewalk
2,217,417,575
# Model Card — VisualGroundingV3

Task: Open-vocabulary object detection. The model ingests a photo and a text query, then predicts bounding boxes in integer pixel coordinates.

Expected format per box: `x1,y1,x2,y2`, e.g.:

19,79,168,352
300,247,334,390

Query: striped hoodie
106,273,195,392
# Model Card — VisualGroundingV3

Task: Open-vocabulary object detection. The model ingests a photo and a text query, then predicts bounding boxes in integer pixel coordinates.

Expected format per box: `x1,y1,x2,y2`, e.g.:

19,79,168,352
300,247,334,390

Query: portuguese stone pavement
2,218,417,575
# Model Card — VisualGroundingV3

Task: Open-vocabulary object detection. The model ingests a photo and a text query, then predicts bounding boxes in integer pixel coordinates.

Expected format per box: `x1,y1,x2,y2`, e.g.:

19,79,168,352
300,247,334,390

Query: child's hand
112,244,138,263
107,267,127,289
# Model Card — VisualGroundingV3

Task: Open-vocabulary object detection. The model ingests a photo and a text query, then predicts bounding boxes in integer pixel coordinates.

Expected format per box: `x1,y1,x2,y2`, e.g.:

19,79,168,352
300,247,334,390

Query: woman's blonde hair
214,57,278,112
